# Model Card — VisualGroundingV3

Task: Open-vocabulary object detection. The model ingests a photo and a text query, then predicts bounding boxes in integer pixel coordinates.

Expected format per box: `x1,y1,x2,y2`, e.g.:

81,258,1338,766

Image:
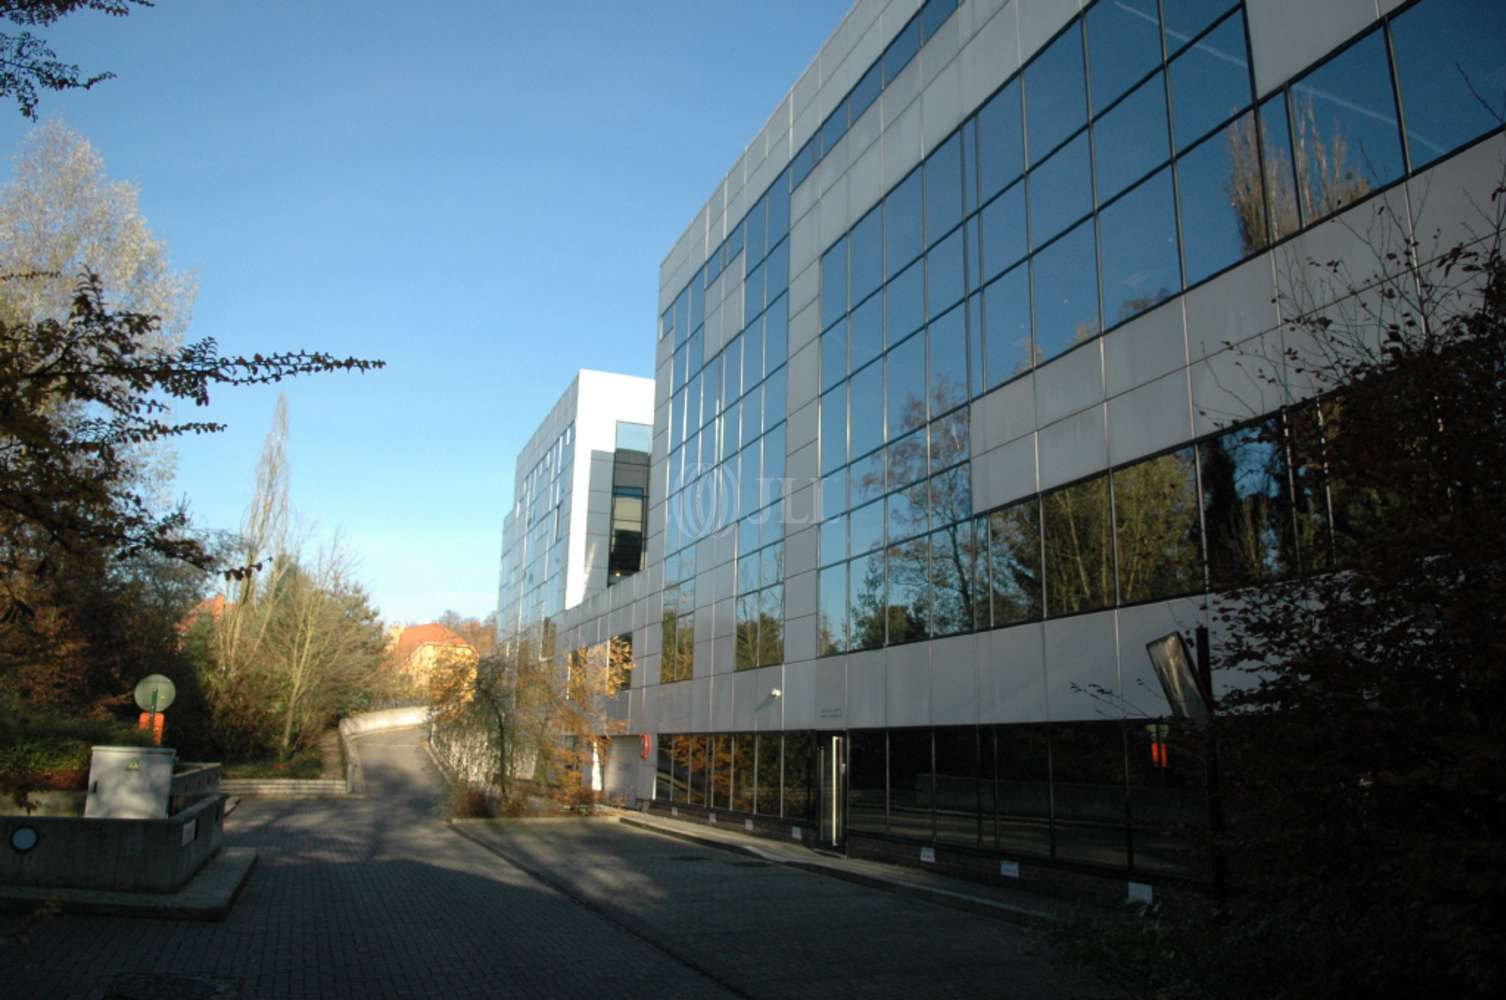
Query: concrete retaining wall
219,779,348,799
338,706,430,795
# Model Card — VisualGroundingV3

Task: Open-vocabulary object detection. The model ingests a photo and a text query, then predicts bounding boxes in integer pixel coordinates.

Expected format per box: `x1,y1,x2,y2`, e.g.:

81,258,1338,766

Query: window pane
735,593,758,668
712,734,733,810
1289,30,1404,220
978,80,1024,201
821,467,848,521
732,734,757,814
1393,0,1506,169
989,499,1043,626
724,334,743,401
887,729,933,839
1168,11,1252,151
926,131,964,246
984,264,1032,389
928,523,975,638
993,726,1052,856
765,294,789,371
820,323,847,393
850,360,885,460
1050,723,1128,868
850,551,887,650
1100,168,1180,326
851,205,884,306
1199,419,1297,589
822,98,850,156
673,735,691,801
1094,71,1171,204
1087,0,1163,114
792,136,817,188
887,257,925,342
782,732,816,822
927,455,971,528
1025,23,1087,163
922,0,958,40
886,332,928,438
820,383,847,475
928,303,969,418
981,181,1027,282
765,425,787,500
821,237,848,332
1128,721,1206,877
1028,131,1092,248
1162,0,1238,57
1179,112,1267,287
934,726,980,847
1113,448,1203,603
883,13,921,84
656,735,675,800
763,371,787,436
746,197,767,265
929,399,970,472
820,513,847,568
688,734,709,805
850,292,883,371
848,730,887,835
851,497,885,557
851,61,881,121
1042,475,1115,616
768,170,790,247
1031,220,1100,363
926,227,967,318
818,563,848,655
851,447,886,507
755,733,781,815
887,425,928,491
886,534,930,643
886,169,925,278
1259,93,1301,243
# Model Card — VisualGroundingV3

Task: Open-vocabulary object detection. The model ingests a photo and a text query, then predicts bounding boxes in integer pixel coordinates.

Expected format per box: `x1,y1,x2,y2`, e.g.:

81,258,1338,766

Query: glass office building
534,0,1504,891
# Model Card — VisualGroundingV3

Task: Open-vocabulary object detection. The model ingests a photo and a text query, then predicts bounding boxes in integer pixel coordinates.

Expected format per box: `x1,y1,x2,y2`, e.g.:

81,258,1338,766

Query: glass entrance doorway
818,734,847,850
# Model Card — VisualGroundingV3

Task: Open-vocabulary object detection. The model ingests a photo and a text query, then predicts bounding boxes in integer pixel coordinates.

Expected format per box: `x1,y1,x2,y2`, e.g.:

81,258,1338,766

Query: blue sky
1,0,850,622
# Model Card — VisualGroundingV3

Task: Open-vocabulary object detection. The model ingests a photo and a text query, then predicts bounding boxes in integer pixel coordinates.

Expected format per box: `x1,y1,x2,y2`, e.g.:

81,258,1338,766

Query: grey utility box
83,745,177,819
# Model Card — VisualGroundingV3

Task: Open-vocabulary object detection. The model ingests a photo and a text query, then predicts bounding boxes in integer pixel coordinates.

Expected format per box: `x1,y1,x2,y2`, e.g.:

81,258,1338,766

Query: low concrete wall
1,793,226,892
0,791,86,818
219,779,348,798
338,706,430,795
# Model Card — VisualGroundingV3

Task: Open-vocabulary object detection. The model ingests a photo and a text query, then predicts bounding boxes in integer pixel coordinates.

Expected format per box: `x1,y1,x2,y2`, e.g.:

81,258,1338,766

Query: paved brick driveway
3,730,1090,999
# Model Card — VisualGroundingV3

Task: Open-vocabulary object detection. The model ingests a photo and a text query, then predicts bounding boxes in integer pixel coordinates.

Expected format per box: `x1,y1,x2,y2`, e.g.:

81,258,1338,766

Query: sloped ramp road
3,728,1090,999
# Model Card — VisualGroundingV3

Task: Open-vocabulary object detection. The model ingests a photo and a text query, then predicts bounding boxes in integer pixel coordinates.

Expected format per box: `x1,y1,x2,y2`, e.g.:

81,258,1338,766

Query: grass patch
0,710,154,790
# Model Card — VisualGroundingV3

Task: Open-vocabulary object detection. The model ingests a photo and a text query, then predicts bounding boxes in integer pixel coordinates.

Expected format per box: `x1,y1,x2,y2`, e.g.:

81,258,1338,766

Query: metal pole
1198,625,1226,907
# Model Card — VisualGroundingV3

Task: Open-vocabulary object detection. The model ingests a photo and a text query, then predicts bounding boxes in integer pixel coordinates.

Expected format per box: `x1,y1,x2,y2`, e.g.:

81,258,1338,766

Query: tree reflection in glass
1112,448,1204,603
1198,418,1296,589
1042,476,1115,615
989,500,1044,625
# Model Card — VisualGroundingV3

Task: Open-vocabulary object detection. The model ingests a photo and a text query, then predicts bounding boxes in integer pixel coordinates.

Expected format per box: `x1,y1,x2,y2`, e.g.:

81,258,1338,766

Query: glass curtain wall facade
631,0,1504,880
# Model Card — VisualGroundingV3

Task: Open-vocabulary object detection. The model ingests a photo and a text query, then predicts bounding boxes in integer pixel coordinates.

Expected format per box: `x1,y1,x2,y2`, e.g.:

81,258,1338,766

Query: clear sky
0,0,851,623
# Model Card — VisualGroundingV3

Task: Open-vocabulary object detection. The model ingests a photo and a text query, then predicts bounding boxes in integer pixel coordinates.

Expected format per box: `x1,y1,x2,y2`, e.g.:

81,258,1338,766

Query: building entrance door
818,734,846,851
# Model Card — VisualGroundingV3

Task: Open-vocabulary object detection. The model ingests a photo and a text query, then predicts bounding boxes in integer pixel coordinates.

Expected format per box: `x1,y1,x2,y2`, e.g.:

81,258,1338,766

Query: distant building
389,623,477,688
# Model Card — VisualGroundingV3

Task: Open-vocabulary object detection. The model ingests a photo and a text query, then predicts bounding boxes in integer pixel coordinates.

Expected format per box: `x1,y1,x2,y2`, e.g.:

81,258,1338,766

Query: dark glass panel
883,13,921,84
978,79,1025,201
851,496,885,557
888,729,934,840
928,304,969,421
660,610,680,683
1087,0,1163,114
1198,419,1297,590
886,169,925,278
934,726,980,847
678,613,696,680
757,584,784,666
962,118,979,217
1168,10,1252,152
1288,30,1404,221
922,0,958,41
820,513,847,568
927,456,972,530
1031,221,1100,363
735,593,758,669
768,169,791,247
851,447,886,507
792,136,817,188
886,332,928,438
1042,475,1115,616
1127,721,1206,876
970,514,992,631
1392,0,1506,169
765,293,789,371
967,291,985,400
821,323,848,393
712,734,733,810
1100,168,1180,325
849,359,886,461
850,551,887,650
1162,0,1238,57
885,536,930,643
755,733,781,815
763,423,787,492
1028,131,1093,248
744,319,765,386
981,180,1027,283
724,333,743,403
672,735,691,801
1259,93,1301,243
851,204,884,306
1113,447,1203,603
851,61,881,122
887,481,930,548
688,734,709,805
763,377,787,443
1179,112,1267,287
822,97,850,156
818,563,848,655
689,269,705,332
738,446,761,522
1094,71,1171,203
782,732,816,821
1318,395,1397,570
1024,22,1088,163
732,733,757,814
926,226,967,319
760,541,783,591
851,292,884,370
929,402,970,472
821,236,849,332
746,195,767,265
821,384,847,476
1285,403,1332,575
656,734,675,801
1050,723,1128,868
984,264,1032,389
926,131,965,246
886,425,928,491
848,730,887,835
820,467,848,521
993,726,1053,858
989,499,1044,625
928,522,976,638
888,260,925,348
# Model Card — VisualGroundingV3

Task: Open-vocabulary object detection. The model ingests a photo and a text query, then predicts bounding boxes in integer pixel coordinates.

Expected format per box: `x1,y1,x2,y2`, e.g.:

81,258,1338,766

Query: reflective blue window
851,448,886,506
926,131,964,246
851,62,882,122
1163,0,1239,57
724,334,742,403
887,258,925,343
744,261,764,323
1094,71,1171,203
1100,168,1180,325
1087,0,1163,114
980,181,1027,283
922,0,958,41
961,119,979,217
888,428,929,492
745,196,766,265
978,80,1024,201
849,552,885,650
821,384,847,475
820,322,847,393
792,136,817,188
886,169,925,278
818,564,848,653
928,304,969,416
763,368,787,434
1032,220,1100,362
887,332,928,438
1169,10,1251,151
768,169,791,246
765,239,790,304
926,227,966,319
1024,23,1087,163
822,98,850,156
887,483,930,545
984,264,1031,390
765,293,788,371
1393,0,1506,169
1289,29,1404,222
851,497,885,556
763,423,786,486
883,14,921,84
821,237,848,332
1179,112,1264,287
850,205,884,307
821,467,848,519
851,293,883,371
1258,93,1300,243
1029,131,1093,248
850,361,885,461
